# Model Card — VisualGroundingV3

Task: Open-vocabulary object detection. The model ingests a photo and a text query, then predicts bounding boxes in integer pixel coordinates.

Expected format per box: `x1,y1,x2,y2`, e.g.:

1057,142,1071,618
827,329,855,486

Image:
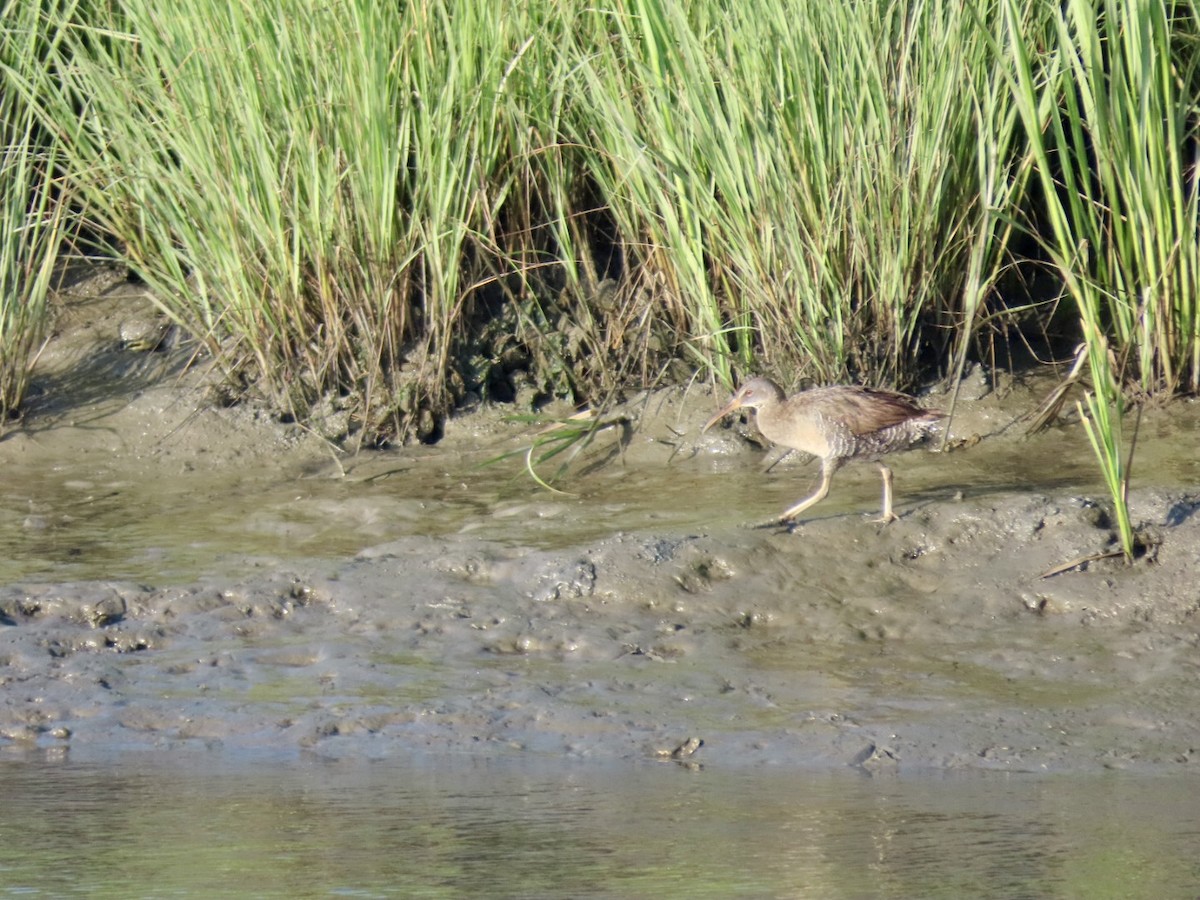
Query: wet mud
2,275,1200,773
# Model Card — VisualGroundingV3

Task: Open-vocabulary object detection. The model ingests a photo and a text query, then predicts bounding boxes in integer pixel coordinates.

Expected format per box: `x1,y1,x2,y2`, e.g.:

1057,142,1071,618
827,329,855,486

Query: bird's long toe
750,514,798,531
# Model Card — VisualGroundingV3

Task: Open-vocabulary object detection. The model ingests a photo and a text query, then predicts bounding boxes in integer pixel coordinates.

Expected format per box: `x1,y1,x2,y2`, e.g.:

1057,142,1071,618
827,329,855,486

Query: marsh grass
565,0,1034,393
26,0,1042,436
1003,0,1200,558
0,0,68,427
36,0,553,442
3,0,1199,522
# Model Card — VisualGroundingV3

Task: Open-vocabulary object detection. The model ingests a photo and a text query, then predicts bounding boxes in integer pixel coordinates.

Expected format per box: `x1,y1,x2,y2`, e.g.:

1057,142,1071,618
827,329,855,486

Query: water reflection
0,752,1197,897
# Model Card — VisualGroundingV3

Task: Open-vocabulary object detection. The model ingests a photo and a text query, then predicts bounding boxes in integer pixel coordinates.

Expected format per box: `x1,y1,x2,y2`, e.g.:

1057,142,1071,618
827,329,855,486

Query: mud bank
2,275,1199,773
3,485,1200,773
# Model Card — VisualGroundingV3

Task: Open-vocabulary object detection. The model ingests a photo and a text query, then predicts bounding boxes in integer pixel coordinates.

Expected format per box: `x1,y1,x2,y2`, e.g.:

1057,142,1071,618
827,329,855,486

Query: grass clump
1003,0,1200,559
563,0,1032,392
37,0,549,443
25,0,1038,441
0,0,69,427
485,408,632,495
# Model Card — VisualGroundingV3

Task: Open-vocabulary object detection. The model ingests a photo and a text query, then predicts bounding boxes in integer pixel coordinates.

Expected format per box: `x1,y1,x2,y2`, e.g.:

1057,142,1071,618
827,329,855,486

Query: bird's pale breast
754,404,835,458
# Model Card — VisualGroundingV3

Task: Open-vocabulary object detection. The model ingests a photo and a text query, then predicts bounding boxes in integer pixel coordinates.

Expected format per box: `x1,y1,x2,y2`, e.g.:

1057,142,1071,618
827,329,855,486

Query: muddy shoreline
2,280,1199,773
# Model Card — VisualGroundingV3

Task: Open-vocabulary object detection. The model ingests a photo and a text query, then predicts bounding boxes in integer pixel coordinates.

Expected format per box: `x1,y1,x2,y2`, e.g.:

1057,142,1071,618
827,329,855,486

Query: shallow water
0,413,1112,586
6,362,1200,897
1,752,1198,898
8,379,1197,588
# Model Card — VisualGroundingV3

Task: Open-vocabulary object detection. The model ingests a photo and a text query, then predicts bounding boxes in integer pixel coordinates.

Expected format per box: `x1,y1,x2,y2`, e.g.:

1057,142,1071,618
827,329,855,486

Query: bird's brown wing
809,386,940,437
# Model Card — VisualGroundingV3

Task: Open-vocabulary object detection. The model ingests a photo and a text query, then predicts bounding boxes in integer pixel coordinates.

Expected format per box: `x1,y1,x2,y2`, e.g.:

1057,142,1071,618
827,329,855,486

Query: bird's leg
754,459,836,528
761,448,795,474
871,464,897,524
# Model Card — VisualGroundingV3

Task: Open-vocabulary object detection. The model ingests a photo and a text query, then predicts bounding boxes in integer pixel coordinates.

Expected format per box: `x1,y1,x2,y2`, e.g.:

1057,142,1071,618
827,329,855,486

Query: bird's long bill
702,397,743,433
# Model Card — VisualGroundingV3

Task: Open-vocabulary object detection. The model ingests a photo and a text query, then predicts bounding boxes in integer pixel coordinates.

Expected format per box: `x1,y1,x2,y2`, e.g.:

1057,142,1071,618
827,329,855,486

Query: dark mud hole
3,279,1200,773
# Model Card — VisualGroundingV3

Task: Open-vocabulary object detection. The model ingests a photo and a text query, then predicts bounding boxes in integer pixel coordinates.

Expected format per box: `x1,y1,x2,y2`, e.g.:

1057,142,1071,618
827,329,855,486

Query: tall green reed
38,0,544,441
26,0,1038,430
563,0,1029,392
1003,0,1198,558
0,1,68,427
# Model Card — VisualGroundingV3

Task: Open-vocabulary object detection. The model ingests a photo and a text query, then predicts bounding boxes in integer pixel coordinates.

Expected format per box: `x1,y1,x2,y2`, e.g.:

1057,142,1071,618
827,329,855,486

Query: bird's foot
870,511,898,525
748,515,798,531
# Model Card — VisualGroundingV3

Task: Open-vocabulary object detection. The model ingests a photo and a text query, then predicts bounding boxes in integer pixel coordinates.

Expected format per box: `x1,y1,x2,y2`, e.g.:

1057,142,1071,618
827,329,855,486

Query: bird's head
701,377,783,433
